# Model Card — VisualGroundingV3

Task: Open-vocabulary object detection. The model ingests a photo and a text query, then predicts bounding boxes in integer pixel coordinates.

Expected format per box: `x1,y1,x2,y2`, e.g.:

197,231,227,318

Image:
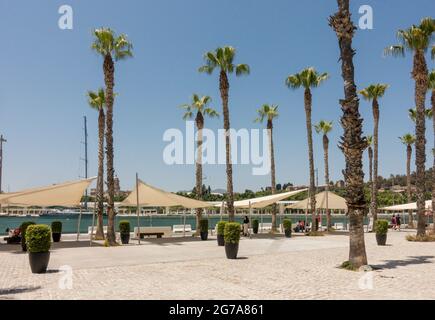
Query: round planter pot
200,231,208,241
217,234,225,246
21,243,27,252
253,228,258,234
284,230,292,238
52,233,61,243
120,233,130,244
376,233,387,246
29,252,50,274
225,243,239,259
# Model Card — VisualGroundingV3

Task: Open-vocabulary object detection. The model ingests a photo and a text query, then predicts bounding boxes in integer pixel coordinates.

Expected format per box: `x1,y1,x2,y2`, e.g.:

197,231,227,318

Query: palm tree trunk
372,99,379,225
195,112,204,235
323,134,331,229
268,120,277,232
406,144,414,228
304,88,317,231
103,54,117,245
330,0,368,267
413,50,428,237
219,70,235,221
368,145,373,209
95,107,105,240
432,89,435,234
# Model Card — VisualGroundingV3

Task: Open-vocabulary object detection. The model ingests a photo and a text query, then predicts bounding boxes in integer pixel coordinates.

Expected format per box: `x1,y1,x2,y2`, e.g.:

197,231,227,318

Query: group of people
391,214,402,231
294,220,306,233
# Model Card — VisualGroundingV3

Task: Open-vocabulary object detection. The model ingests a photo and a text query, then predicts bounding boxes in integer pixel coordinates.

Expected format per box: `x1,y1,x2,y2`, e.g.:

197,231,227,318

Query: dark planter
52,233,61,243
121,233,130,244
200,231,208,241
253,226,258,234
225,243,239,259
376,233,387,246
21,242,27,252
217,234,225,246
29,252,50,274
284,229,292,238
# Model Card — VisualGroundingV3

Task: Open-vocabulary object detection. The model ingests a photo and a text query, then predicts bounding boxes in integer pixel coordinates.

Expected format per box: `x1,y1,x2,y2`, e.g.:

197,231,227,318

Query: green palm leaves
181,94,219,120
366,135,373,146
254,104,279,123
384,17,435,56
314,120,333,135
91,28,133,60
399,133,416,145
429,70,435,90
198,46,250,76
359,84,389,101
408,107,432,122
285,67,329,89
87,89,106,110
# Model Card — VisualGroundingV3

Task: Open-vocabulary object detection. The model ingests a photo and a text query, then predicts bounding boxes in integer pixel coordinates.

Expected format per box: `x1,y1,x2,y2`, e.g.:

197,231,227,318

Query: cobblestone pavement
1,230,434,299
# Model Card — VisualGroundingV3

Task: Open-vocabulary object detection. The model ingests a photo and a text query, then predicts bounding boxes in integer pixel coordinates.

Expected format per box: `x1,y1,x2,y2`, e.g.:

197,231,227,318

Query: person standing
243,216,250,236
396,214,401,231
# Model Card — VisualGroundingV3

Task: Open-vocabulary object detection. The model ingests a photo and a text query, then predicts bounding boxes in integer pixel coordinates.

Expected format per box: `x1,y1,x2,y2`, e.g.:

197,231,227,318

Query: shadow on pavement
371,255,435,270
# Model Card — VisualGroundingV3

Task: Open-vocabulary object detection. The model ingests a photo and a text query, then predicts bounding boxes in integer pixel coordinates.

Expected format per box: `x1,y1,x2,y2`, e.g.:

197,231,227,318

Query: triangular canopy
215,189,307,209
382,200,432,211
287,191,347,211
0,178,96,207
120,180,211,208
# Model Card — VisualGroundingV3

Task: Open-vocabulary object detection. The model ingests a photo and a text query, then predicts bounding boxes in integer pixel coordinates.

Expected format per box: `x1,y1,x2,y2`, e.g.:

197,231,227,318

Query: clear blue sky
1,0,434,193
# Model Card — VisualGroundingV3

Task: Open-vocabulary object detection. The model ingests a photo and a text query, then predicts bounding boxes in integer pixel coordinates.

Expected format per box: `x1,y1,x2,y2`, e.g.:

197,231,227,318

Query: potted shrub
283,219,292,238
51,221,62,242
375,219,388,246
26,224,51,274
20,221,36,252
119,220,130,244
252,219,259,234
224,222,241,259
199,219,209,240
216,221,227,246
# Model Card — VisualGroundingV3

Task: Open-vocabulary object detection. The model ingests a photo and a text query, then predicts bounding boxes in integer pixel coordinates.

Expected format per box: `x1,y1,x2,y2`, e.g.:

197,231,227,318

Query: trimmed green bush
283,219,292,231
119,220,131,234
20,221,36,248
51,221,62,234
375,220,389,235
199,219,209,232
224,222,241,244
26,224,51,253
217,221,228,236
252,219,259,233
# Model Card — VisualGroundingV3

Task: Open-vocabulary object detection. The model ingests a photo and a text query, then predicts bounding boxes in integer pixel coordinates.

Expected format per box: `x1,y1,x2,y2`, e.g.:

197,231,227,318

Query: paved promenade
1,230,434,299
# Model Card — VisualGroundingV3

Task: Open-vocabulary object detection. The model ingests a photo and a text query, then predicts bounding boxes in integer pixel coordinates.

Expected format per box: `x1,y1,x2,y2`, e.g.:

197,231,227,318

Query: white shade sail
382,200,432,211
120,180,211,208
287,191,347,211
0,178,96,207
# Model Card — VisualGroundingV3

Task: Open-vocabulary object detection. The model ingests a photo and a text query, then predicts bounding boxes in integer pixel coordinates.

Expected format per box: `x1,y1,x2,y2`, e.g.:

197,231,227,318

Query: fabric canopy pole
136,173,141,245
90,200,97,247
76,205,82,241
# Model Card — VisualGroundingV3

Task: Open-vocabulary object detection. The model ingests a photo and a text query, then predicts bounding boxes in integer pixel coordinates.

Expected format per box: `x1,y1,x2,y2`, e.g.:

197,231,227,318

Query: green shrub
224,222,241,244
119,220,131,234
252,219,259,233
375,220,388,235
406,233,435,242
340,260,357,271
283,219,292,231
199,219,209,232
305,231,325,237
20,221,36,247
217,221,228,235
51,221,62,234
26,224,51,253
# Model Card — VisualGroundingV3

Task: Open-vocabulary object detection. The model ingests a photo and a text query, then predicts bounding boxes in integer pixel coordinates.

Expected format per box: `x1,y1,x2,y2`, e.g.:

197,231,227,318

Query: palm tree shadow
0,286,41,296
371,255,435,270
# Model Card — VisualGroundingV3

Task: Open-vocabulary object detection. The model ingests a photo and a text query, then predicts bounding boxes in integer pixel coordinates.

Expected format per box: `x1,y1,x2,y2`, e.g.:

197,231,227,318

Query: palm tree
286,67,328,231
366,135,374,206
385,17,435,237
91,28,133,245
255,104,279,232
87,89,106,240
198,46,250,221
399,134,416,228
181,94,218,234
408,107,432,122
429,70,435,233
359,84,389,226
314,120,333,230
329,0,368,267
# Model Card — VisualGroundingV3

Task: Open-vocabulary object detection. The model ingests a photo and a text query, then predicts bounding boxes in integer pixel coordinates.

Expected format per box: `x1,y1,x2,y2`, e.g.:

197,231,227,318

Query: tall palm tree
385,17,435,236
429,70,435,233
255,104,279,232
408,107,432,122
329,0,368,267
399,133,416,228
198,46,250,221
181,94,218,234
286,67,328,231
91,28,133,245
366,135,374,207
359,84,389,226
314,120,333,230
87,89,106,240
